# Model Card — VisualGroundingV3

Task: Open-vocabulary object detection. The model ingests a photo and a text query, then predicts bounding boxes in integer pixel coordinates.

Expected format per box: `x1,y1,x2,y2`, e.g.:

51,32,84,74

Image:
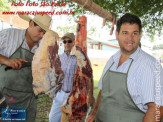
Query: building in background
0,13,28,31
87,37,119,66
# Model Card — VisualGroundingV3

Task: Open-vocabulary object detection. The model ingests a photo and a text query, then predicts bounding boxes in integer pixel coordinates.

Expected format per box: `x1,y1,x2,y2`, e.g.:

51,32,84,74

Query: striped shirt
60,52,77,92
0,28,39,58
98,47,163,112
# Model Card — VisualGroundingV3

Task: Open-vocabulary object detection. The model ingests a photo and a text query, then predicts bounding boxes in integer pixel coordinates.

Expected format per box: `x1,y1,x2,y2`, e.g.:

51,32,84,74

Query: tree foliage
0,0,10,11
64,0,163,38
57,25,76,34
2,0,163,38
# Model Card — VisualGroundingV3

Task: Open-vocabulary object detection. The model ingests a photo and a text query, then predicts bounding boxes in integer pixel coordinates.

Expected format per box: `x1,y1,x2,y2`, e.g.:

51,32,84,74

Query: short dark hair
116,13,142,33
29,20,38,26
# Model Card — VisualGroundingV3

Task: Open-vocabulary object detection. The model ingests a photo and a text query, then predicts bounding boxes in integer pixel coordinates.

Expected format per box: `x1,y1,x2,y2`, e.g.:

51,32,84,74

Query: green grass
92,65,104,98
36,65,104,122
36,95,53,122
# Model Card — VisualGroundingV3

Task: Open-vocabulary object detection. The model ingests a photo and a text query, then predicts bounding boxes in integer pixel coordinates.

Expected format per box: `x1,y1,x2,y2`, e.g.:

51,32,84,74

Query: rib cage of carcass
32,30,64,98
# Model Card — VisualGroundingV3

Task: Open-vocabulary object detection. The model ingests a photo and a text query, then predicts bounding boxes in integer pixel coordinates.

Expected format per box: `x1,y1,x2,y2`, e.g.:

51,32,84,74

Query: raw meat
32,30,64,98
76,16,87,54
61,45,93,122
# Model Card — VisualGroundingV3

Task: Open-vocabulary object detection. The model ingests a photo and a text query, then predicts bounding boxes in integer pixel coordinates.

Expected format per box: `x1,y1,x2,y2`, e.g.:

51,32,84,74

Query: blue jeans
49,90,70,122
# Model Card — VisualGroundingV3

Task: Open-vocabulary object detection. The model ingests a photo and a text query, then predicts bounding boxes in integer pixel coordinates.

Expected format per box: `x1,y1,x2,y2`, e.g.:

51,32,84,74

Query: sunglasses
63,40,73,44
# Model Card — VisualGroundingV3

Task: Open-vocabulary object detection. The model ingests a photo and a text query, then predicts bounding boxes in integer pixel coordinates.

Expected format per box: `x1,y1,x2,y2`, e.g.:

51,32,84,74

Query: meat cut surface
61,45,93,122
32,30,64,98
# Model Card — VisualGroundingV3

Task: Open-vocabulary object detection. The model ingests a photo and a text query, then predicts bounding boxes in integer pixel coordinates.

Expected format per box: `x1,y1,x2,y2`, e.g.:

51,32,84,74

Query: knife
85,106,92,122
5,62,31,71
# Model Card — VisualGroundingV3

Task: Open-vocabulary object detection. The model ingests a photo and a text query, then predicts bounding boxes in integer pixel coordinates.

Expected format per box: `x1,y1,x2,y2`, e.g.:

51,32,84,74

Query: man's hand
86,90,101,122
143,103,163,122
5,58,27,69
0,54,28,69
88,78,95,106
88,95,95,106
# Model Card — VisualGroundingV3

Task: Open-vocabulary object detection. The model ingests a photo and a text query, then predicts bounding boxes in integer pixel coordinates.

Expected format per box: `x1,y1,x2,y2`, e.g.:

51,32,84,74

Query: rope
104,13,110,20
102,13,110,27
82,0,89,8
110,12,116,35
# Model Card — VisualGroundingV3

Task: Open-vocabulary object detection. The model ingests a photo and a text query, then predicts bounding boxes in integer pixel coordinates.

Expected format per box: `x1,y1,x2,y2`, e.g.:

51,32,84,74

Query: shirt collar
64,51,75,56
129,47,140,61
112,47,141,62
112,50,121,63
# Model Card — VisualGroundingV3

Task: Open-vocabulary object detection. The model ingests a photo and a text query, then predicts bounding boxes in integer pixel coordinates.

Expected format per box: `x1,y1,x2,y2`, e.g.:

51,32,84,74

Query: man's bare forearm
91,90,101,115
86,90,101,122
89,78,94,97
143,103,163,122
88,78,95,106
0,54,9,65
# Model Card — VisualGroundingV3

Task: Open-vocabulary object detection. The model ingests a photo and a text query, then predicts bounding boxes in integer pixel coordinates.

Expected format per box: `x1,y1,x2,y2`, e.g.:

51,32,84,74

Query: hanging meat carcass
32,30,64,98
75,16,87,54
61,45,93,122
60,15,94,122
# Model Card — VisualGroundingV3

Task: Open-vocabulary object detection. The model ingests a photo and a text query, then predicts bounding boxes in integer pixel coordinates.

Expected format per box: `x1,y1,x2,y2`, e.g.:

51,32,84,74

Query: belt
63,91,70,93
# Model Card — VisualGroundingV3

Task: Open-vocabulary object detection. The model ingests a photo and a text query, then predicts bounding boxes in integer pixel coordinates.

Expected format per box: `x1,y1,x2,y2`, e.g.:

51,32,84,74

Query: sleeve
0,29,8,56
139,59,163,109
98,57,113,90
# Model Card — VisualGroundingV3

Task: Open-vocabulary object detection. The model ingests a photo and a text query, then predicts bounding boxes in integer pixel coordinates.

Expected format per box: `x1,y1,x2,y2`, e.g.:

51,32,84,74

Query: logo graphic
1,108,26,121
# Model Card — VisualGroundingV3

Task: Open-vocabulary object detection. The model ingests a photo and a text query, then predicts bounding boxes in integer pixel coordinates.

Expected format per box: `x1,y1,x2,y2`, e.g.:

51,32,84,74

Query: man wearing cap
49,33,77,122
0,14,51,122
